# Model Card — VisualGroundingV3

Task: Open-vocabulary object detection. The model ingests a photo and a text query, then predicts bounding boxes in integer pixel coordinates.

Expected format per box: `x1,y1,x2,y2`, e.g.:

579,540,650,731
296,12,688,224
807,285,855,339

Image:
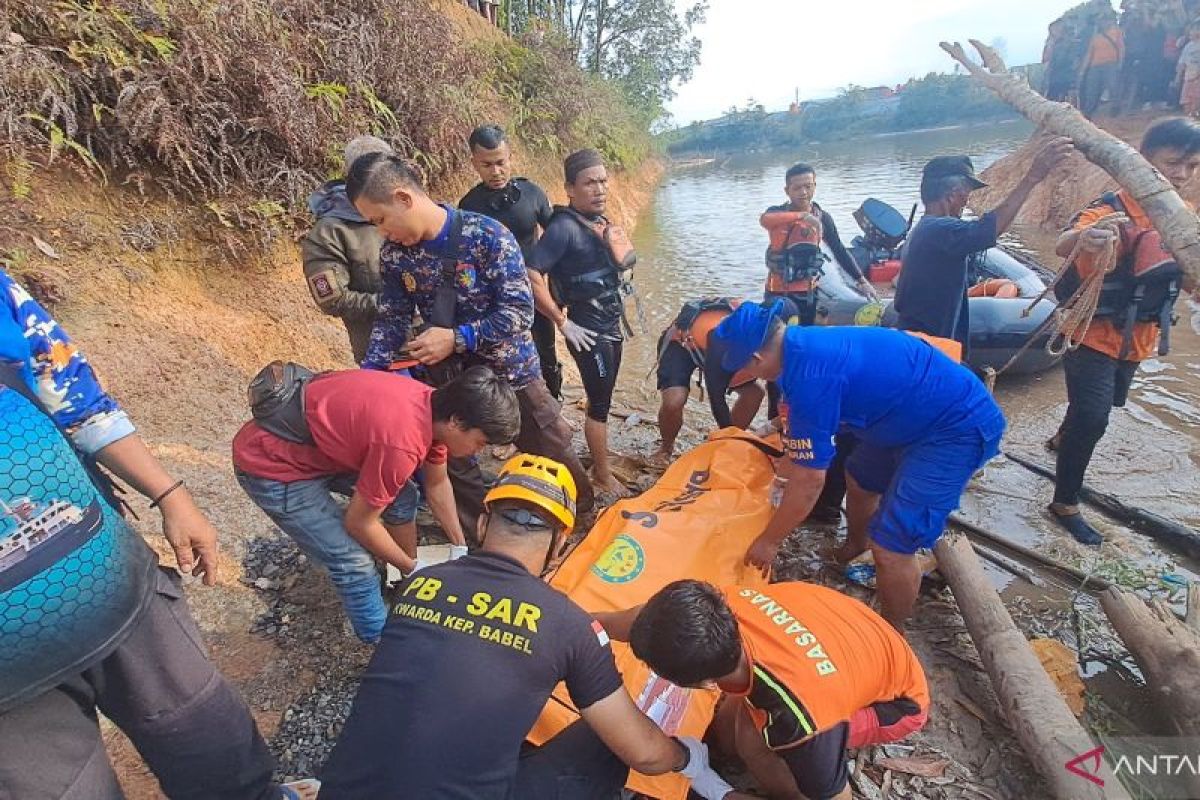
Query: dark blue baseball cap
712,299,786,373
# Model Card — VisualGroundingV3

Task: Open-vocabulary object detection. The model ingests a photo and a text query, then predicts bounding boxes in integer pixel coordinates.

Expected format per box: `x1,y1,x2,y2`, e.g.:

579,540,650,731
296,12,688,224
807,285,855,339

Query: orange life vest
762,210,826,293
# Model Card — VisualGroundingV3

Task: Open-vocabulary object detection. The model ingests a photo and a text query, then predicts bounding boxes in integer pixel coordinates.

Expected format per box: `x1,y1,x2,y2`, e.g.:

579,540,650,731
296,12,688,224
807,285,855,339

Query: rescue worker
459,124,564,399
596,579,929,800
302,135,393,363
320,456,739,800
347,151,594,532
0,268,317,800
652,298,768,464
761,162,878,325
529,149,636,499
894,138,1073,356
234,367,511,644
713,302,1006,629
1046,117,1200,545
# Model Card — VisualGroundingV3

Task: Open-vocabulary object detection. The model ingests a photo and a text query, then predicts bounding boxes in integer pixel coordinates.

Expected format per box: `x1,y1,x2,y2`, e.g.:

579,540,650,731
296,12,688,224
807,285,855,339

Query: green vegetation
663,72,1018,155
0,0,655,226
501,0,707,127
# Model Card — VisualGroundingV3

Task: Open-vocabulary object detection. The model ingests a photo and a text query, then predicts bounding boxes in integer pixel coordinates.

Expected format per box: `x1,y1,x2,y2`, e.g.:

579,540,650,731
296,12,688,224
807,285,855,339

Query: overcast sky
668,0,1087,124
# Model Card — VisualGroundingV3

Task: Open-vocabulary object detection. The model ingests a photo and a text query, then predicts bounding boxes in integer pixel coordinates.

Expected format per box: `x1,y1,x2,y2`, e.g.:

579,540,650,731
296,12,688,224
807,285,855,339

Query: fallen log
1004,451,1200,560
1099,587,1200,737
933,533,1126,798
940,39,1200,286
948,514,1112,592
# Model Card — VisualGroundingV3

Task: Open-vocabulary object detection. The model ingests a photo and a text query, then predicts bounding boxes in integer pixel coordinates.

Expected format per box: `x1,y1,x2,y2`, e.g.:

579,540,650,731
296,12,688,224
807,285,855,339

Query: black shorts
778,698,925,800
656,338,699,391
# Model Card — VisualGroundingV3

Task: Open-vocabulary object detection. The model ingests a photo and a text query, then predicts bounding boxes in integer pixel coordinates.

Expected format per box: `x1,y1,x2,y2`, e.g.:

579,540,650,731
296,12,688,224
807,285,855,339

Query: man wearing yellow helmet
321,454,738,800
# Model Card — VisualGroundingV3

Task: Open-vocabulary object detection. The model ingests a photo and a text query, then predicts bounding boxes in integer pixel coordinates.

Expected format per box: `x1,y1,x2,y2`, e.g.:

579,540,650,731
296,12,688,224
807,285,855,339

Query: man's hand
1079,223,1120,253
160,492,220,586
1027,136,1074,182
744,534,779,579
408,326,456,365
677,738,736,800
560,319,598,351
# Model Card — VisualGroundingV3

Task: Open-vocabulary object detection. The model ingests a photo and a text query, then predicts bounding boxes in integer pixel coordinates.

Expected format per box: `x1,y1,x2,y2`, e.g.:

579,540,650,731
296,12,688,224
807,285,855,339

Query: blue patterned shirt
363,206,540,389
0,269,134,454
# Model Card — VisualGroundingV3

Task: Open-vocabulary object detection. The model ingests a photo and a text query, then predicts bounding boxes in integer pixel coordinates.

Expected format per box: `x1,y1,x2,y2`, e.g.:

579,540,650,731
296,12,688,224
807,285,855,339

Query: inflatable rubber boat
814,198,1061,376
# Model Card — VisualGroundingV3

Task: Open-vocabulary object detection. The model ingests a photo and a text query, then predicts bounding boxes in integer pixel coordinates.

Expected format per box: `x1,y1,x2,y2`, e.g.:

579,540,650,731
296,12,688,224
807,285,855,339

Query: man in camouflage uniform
347,152,593,539
301,135,393,363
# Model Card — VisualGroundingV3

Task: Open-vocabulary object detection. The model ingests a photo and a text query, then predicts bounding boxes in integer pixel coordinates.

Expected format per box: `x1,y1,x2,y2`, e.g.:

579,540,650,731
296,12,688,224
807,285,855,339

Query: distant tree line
662,72,1019,155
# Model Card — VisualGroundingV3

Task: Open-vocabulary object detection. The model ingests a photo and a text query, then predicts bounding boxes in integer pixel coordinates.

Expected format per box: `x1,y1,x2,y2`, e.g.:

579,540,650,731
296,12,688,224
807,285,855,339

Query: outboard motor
850,198,913,284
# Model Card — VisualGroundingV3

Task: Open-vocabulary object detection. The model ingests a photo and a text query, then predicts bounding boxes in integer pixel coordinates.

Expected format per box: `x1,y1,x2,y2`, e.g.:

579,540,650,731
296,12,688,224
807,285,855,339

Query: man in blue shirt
713,302,1006,629
0,268,315,799
347,152,593,529
894,139,1072,354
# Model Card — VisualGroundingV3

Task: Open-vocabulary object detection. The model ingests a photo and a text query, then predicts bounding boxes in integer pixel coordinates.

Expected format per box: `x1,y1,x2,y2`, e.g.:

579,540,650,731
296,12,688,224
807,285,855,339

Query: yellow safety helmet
485,454,578,532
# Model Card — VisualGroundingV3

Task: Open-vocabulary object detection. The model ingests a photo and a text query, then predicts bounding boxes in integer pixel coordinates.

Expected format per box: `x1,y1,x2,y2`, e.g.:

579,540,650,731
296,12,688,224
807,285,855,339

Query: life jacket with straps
668,297,739,351
1054,191,1182,359
549,206,643,336
764,209,828,293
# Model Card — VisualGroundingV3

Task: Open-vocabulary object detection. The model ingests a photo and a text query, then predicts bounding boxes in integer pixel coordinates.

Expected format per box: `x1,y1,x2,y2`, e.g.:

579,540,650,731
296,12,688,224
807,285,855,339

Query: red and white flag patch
591,620,610,648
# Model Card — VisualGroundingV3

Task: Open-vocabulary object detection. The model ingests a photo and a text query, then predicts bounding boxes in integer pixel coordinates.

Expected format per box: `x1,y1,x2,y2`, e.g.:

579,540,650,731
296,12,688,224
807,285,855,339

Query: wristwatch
453,328,467,354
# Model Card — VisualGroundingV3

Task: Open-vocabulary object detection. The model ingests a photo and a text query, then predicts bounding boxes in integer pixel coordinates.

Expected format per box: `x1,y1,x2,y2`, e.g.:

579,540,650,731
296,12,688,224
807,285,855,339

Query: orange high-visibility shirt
722,584,929,749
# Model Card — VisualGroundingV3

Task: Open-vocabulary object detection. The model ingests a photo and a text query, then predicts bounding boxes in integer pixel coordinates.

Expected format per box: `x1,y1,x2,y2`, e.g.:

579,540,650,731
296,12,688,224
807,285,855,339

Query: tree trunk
1099,586,1200,737
941,39,1200,286
934,533,1127,799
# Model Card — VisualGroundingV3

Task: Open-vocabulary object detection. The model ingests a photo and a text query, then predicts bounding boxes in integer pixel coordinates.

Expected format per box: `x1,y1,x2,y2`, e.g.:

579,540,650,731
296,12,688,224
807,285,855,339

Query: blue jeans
235,471,419,644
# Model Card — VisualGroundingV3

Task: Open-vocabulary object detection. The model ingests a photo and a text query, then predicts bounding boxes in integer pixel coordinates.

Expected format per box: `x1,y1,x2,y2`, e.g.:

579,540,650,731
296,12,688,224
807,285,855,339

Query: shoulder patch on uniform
307,269,341,302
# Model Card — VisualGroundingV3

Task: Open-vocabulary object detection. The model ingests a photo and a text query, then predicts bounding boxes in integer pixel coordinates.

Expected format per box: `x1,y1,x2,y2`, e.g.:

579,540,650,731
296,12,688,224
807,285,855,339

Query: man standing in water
459,124,564,399
1046,117,1200,545
529,149,636,499
895,138,1073,356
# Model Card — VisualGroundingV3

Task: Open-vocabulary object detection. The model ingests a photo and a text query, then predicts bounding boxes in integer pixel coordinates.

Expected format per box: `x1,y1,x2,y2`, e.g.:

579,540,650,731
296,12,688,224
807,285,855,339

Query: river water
612,122,1200,727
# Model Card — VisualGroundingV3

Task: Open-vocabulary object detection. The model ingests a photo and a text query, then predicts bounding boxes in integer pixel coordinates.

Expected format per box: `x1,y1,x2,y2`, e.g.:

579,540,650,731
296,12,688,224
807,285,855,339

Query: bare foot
647,449,673,469
833,541,868,565
282,779,321,800
592,471,630,498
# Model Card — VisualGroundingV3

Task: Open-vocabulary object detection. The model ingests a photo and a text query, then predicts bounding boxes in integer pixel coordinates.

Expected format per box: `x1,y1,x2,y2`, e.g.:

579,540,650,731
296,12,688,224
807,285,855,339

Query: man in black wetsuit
459,124,564,398
529,149,633,499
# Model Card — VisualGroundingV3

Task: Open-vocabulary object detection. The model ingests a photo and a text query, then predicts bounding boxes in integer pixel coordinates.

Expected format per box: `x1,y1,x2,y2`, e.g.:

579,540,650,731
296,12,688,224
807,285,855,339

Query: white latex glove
560,319,598,352
402,558,428,580
449,545,469,560
690,765,737,800
676,736,713,781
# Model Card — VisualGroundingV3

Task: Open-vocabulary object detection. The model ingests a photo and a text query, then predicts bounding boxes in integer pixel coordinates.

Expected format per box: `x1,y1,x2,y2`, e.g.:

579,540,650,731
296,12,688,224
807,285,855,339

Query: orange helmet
485,454,578,532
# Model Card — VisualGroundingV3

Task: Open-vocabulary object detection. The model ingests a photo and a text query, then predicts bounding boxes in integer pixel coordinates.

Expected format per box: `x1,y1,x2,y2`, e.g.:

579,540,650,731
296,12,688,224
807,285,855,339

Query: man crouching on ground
319,455,741,800
597,580,929,800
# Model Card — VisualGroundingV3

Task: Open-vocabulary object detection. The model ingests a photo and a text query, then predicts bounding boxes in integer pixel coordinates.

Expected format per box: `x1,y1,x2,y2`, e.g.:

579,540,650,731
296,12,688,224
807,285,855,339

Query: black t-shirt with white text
319,551,623,800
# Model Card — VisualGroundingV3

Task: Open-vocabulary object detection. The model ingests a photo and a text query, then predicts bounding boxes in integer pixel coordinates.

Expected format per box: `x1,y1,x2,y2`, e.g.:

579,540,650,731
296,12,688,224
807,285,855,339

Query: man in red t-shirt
233,366,520,643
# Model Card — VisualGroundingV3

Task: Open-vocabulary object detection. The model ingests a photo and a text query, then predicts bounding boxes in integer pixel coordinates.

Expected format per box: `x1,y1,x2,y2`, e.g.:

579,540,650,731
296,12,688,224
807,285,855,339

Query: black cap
921,155,987,190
